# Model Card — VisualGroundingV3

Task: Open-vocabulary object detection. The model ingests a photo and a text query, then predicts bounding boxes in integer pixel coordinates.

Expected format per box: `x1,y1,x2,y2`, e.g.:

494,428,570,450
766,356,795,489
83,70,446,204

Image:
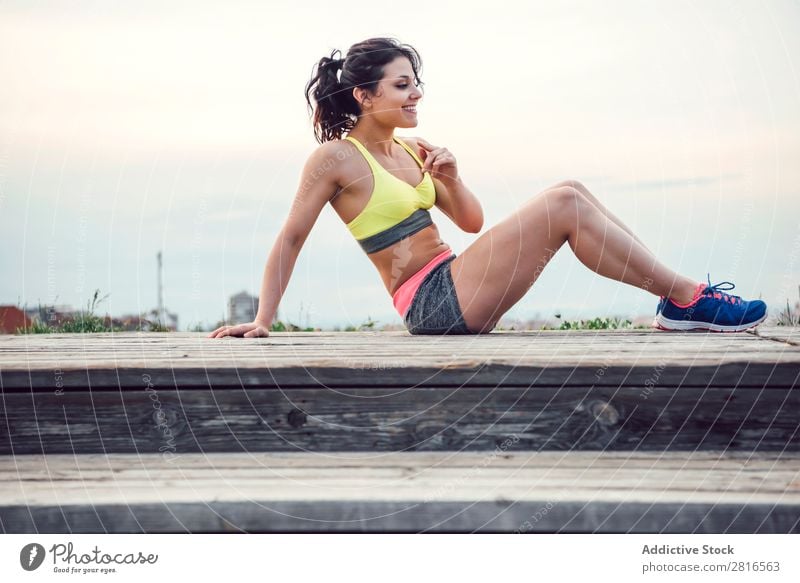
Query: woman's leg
552,180,653,252
449,182,700,333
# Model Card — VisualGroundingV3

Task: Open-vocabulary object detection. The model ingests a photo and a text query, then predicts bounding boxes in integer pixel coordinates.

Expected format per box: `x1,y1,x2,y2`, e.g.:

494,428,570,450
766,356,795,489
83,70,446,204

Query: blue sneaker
656,296,667,315
654,274,768,332
652,296,668,328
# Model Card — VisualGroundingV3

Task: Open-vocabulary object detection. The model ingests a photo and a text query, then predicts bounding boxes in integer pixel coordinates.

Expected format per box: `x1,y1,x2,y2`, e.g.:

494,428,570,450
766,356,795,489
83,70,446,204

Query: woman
208,37,767,339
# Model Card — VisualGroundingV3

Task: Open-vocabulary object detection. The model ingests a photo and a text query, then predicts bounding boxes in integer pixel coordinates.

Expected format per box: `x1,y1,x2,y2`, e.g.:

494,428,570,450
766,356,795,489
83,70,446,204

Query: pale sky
2,0,799,330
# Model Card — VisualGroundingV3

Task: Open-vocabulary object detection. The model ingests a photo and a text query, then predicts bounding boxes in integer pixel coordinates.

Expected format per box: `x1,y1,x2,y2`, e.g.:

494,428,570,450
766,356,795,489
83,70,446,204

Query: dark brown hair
304,37,424,143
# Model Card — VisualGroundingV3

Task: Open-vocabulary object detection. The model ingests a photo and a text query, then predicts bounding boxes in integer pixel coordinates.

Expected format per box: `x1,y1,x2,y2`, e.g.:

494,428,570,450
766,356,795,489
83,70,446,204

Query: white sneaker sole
653,311,768,332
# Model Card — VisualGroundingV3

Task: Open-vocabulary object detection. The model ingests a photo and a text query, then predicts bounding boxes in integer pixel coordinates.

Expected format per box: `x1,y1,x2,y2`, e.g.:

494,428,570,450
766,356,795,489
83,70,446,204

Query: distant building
228,291,259,325
24,305,78,328
0,306,33,334
137,308,179,331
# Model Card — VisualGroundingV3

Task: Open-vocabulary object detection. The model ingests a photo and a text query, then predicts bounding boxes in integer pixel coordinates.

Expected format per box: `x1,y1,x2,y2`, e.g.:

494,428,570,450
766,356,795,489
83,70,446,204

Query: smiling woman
207,36,767,339
304,38,426,144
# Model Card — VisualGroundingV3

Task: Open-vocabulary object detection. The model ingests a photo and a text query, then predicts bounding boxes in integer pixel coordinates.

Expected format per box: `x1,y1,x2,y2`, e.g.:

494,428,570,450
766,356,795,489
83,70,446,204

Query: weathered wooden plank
3,450,798,471
749,327,800,346
6,349,793,364
2,452,797,533
6,471,795,502
4,501,797,533
2,386,798,454
2,328,793,339
0,330,795,356
3,362,799,390
0,332,783,346
3,467,796,495
2,330,798,390
0,333,798,358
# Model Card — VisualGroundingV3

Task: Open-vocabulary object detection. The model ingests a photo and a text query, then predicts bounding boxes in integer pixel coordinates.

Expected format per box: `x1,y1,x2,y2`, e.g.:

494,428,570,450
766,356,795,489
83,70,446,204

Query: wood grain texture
1,451,798,533
2,330,798,454
2,386,798,454
2,330,798,533
1,329,798,390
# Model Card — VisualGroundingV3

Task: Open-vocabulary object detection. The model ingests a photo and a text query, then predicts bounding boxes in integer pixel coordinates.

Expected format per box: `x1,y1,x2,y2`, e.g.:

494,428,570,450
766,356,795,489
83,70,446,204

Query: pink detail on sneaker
667,282,706,309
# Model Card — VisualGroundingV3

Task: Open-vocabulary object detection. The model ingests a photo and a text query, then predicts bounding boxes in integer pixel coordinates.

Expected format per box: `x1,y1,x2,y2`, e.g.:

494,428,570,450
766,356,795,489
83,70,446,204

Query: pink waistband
392,248,454,319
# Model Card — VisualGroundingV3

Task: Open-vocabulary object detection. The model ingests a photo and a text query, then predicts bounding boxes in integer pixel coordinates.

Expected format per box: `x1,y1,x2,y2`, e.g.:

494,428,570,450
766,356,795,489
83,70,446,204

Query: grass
333,316,380,332
540,314,649,331
269,320,317,332
16,289,170,334
776,285,800,327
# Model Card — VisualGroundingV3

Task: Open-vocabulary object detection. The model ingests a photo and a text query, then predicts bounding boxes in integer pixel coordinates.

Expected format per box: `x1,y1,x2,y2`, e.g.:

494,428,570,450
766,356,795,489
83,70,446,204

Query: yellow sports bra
343,135,436,254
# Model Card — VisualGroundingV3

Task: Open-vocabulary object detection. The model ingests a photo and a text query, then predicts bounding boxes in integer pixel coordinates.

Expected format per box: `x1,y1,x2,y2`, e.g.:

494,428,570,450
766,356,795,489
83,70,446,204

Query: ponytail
304,38,424,143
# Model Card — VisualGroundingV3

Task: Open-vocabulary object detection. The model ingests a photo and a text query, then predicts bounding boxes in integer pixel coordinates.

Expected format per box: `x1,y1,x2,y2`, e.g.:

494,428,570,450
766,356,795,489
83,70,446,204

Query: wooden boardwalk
1,327,798,533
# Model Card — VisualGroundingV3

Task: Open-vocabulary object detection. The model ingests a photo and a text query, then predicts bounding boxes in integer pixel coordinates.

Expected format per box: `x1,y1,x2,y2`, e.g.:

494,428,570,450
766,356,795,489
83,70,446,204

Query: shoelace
700,273,743,305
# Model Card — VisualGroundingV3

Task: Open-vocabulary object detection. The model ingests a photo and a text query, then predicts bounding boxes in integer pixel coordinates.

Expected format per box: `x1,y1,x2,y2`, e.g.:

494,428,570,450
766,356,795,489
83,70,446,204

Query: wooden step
1,329,798,454
2,329,799,389
1,451,798,533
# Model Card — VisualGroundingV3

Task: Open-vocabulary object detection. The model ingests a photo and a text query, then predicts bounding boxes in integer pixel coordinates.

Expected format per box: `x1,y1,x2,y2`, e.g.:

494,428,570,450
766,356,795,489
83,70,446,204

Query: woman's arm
405,136,483,233
208,143,343,338
429,174,484,234
252,231,302,327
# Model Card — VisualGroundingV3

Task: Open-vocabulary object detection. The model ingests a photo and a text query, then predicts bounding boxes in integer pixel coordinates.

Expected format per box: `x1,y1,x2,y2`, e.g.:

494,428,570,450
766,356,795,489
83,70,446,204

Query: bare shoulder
300,140,356,189
304,140,352,168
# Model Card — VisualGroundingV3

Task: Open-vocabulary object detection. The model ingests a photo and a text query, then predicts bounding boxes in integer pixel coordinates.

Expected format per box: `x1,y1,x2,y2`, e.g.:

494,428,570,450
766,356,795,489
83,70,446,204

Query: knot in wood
589,401,619,426
287,408,307,428
152,406,180,427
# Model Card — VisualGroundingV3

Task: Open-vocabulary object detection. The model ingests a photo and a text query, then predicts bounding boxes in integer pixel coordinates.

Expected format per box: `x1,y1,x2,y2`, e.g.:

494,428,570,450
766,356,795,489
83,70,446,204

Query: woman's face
359,56,423,127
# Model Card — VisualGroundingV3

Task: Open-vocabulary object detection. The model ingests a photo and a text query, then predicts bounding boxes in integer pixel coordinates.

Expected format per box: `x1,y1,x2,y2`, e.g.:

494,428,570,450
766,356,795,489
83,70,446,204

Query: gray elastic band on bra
358,208,433,254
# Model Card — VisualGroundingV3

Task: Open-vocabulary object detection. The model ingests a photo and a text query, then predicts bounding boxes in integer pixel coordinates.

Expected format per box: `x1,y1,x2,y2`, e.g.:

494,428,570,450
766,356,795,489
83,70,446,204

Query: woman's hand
417,138,460,185
207,320,271,338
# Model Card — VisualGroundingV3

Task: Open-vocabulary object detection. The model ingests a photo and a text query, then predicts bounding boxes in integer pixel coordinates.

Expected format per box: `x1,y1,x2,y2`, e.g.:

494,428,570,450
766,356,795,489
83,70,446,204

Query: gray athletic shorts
403,254,477,335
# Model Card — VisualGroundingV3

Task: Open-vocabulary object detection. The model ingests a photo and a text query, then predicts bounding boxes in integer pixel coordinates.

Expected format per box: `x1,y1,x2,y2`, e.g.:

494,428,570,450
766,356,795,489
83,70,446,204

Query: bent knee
534,185,593,230
550,179,587,193
523,184,590,230
546,185,587,213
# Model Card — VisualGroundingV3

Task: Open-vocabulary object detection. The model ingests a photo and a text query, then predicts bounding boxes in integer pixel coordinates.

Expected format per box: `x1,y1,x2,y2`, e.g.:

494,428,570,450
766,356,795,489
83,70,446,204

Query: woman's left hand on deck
207,320,271,338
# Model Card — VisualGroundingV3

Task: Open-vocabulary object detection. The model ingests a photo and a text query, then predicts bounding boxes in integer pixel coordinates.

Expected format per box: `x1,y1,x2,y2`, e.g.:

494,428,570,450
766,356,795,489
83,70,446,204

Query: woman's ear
352,87,370,109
